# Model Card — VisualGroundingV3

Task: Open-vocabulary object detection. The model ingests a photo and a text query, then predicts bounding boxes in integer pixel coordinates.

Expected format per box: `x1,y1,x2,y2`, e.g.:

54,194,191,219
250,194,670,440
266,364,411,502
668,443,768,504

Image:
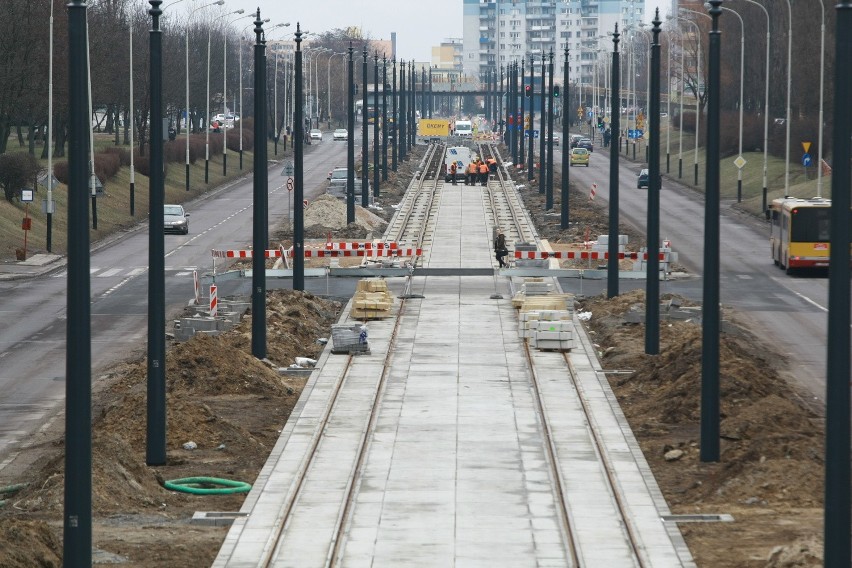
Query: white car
310,129,323,141
333,128,347,141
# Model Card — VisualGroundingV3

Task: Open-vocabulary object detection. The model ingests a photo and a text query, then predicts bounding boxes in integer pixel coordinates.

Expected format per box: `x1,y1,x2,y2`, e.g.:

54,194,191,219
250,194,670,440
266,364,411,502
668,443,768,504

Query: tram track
255,141,651,567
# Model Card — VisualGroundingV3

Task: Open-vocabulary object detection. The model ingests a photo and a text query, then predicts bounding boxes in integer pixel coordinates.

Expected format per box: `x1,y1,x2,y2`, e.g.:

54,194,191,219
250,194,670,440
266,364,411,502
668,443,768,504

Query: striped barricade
513,250,669,261
305,248,421,258
211,249,283,259
323,242,400,251
212,248,421,259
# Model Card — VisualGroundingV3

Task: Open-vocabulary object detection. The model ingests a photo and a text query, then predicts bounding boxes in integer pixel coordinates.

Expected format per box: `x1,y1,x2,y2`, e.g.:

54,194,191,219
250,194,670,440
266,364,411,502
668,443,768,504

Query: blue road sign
524,130,540,138
802,153,812,167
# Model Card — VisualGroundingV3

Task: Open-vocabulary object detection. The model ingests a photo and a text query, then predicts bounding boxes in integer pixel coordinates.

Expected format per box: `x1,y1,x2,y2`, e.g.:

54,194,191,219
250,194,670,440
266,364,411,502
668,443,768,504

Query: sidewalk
0,253,66,281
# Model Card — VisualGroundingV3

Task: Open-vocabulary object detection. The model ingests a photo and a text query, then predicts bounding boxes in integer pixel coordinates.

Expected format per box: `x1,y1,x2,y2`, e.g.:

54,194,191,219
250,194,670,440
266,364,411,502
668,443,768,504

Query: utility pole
607,26,621,297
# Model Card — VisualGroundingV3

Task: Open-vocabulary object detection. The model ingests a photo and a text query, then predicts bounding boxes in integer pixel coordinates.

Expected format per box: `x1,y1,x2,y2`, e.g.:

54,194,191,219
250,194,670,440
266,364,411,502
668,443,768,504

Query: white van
454,120,473,138
444,146,474,182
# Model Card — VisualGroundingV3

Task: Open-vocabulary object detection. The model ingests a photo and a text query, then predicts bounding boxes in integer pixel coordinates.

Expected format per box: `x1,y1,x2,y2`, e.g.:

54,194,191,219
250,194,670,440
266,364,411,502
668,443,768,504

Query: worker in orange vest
449,162,458,185
466,162,477,186
478,160,489,186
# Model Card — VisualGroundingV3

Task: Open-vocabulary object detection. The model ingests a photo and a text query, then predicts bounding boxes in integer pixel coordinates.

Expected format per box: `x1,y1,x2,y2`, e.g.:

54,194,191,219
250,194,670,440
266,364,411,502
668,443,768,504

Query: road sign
287,177,294,191
523,130,539,138
282,161,294,177
802,153,812,167
20,188,33,202
802,141,811,154
733,155,747,170
303,199,309,208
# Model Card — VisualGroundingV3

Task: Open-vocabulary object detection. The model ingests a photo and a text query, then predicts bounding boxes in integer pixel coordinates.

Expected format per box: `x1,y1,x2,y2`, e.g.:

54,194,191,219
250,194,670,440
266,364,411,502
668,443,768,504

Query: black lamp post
373,52,380,197
347,43,355,224
382,55,388,181
527,54,535,180
399,61,406,160
546,49,554,210
646,10,662,355
392,58,398,172
65,1,93,565
825,1,852,563
607,26,621,297
410,61,416,148
362,48,369,208
538,54,546,192
512,62,518,165
561,48,570,230
146,0,166,467
252,11,269,350
519,59,525,168
701,0,722,463
293,23,305,291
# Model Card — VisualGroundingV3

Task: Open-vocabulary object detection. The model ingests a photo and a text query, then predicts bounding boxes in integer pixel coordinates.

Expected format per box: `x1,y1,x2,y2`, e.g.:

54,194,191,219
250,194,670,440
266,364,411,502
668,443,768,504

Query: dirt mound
0,520,61,567
0,290,342,563
578,289,824,565
304,194,387,233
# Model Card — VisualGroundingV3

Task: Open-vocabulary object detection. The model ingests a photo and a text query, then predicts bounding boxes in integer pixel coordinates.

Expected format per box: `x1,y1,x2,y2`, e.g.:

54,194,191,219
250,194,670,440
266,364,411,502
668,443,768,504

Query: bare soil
0,145,824,566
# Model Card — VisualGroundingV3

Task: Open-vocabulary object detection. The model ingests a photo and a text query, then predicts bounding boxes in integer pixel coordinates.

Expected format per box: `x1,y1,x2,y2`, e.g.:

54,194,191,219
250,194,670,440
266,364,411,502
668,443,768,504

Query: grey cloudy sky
198,0,464,61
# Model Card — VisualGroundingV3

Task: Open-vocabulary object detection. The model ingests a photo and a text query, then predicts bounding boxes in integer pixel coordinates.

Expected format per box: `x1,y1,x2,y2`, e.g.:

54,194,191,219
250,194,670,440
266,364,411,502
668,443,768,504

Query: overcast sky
160,1,658,61
193,0,464,61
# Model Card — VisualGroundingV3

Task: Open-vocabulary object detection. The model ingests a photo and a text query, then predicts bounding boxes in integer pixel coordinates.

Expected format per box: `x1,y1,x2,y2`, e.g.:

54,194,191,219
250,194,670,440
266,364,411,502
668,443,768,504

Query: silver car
164,204,189,235
309,129,323,141
333,128,347,141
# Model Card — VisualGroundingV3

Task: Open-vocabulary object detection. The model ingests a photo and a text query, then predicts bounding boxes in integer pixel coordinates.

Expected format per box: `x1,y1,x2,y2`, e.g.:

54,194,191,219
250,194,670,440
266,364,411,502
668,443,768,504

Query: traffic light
553,85,560,98
524,85,532,97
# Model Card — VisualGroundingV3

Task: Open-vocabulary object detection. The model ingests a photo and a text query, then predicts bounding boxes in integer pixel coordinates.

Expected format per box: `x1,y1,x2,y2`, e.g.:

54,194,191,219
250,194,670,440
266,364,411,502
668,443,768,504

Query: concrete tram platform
214,183,694,567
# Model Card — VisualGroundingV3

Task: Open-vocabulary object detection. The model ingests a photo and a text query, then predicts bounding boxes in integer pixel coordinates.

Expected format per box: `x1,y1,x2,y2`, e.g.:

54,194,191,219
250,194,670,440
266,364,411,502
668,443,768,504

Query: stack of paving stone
331,323,370,354
174,297,250,341
351,278,394,320
518,309,575,351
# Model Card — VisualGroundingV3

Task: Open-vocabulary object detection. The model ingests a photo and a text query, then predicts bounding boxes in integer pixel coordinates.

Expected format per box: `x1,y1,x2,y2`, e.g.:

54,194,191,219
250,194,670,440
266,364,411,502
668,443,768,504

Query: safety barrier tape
513,251,671,260
323,242,400,250
212,248,421,259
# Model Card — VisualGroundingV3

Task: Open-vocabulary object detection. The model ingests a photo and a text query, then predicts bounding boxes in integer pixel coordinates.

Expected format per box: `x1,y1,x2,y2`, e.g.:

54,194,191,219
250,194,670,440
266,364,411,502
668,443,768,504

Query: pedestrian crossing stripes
52,266,191,279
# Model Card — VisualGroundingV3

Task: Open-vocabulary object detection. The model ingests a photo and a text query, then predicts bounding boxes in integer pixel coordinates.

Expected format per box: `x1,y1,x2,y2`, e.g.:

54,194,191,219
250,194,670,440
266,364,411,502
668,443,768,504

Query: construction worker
478,160,489,186
486,157,498,176
466,161,477,186
449,162,458,185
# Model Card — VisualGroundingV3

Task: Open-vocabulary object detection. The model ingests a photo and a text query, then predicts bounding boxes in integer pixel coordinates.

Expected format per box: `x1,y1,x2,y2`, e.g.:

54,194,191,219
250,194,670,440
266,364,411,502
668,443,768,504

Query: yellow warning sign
417,119,450,137
802,141,811,154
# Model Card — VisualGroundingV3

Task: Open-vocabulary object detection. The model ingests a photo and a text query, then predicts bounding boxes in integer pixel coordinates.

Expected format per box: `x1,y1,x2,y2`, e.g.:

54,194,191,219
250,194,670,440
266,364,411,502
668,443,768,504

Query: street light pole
223,13,252,177
678,13,702,186
733,0,770,210
382,55,388,182
186,1,222,189
702,0,723,463
717,5,744,202
205,8,243,184
816,0,826,198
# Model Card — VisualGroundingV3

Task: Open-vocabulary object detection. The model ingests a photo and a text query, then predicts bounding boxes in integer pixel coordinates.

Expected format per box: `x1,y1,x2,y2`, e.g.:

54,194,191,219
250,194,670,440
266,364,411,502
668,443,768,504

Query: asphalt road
557,134,830,407
0,131,356,467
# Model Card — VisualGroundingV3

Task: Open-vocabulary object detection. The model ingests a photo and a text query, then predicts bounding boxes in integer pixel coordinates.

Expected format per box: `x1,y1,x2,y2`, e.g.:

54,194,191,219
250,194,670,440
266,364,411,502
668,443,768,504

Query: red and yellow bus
768,197,838,272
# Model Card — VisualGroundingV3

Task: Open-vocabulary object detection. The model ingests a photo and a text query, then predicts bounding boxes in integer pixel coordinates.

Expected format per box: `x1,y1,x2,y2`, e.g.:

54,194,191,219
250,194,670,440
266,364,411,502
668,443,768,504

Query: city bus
768,196,847,272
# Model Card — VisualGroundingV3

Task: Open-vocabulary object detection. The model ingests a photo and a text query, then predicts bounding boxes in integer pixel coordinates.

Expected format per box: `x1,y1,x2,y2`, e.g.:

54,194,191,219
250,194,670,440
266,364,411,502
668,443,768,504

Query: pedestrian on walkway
494,233,508,268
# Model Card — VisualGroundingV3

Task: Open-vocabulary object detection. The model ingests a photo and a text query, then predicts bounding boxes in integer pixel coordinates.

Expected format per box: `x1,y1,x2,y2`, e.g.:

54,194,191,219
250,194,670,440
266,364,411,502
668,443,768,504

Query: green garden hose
0,482,28,508
163,477,251,495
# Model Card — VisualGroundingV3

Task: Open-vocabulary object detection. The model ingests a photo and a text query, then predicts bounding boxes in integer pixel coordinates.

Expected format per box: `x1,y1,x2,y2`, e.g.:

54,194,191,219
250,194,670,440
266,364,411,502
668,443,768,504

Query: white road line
96,268,123,278
175,271,191,277
127,267,146,276
790,289,828,313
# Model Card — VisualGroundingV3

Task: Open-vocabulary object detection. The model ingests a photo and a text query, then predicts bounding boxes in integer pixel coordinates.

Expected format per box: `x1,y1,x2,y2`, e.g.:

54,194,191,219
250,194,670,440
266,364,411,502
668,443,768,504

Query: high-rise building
463,0,645,90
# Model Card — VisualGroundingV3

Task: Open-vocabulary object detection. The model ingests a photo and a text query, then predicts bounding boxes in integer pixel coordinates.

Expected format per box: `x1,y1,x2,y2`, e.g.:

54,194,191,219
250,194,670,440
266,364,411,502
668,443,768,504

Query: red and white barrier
323,241,399,250
211,249,282,259
210,284,218,317
513,250,668,260
211,247,421,259
193,270,201,305
305,248,421,258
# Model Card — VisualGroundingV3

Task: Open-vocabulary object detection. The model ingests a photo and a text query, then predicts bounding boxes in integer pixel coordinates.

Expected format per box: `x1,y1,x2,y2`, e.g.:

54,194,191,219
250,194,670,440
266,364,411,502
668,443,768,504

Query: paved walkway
214,182,694,567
